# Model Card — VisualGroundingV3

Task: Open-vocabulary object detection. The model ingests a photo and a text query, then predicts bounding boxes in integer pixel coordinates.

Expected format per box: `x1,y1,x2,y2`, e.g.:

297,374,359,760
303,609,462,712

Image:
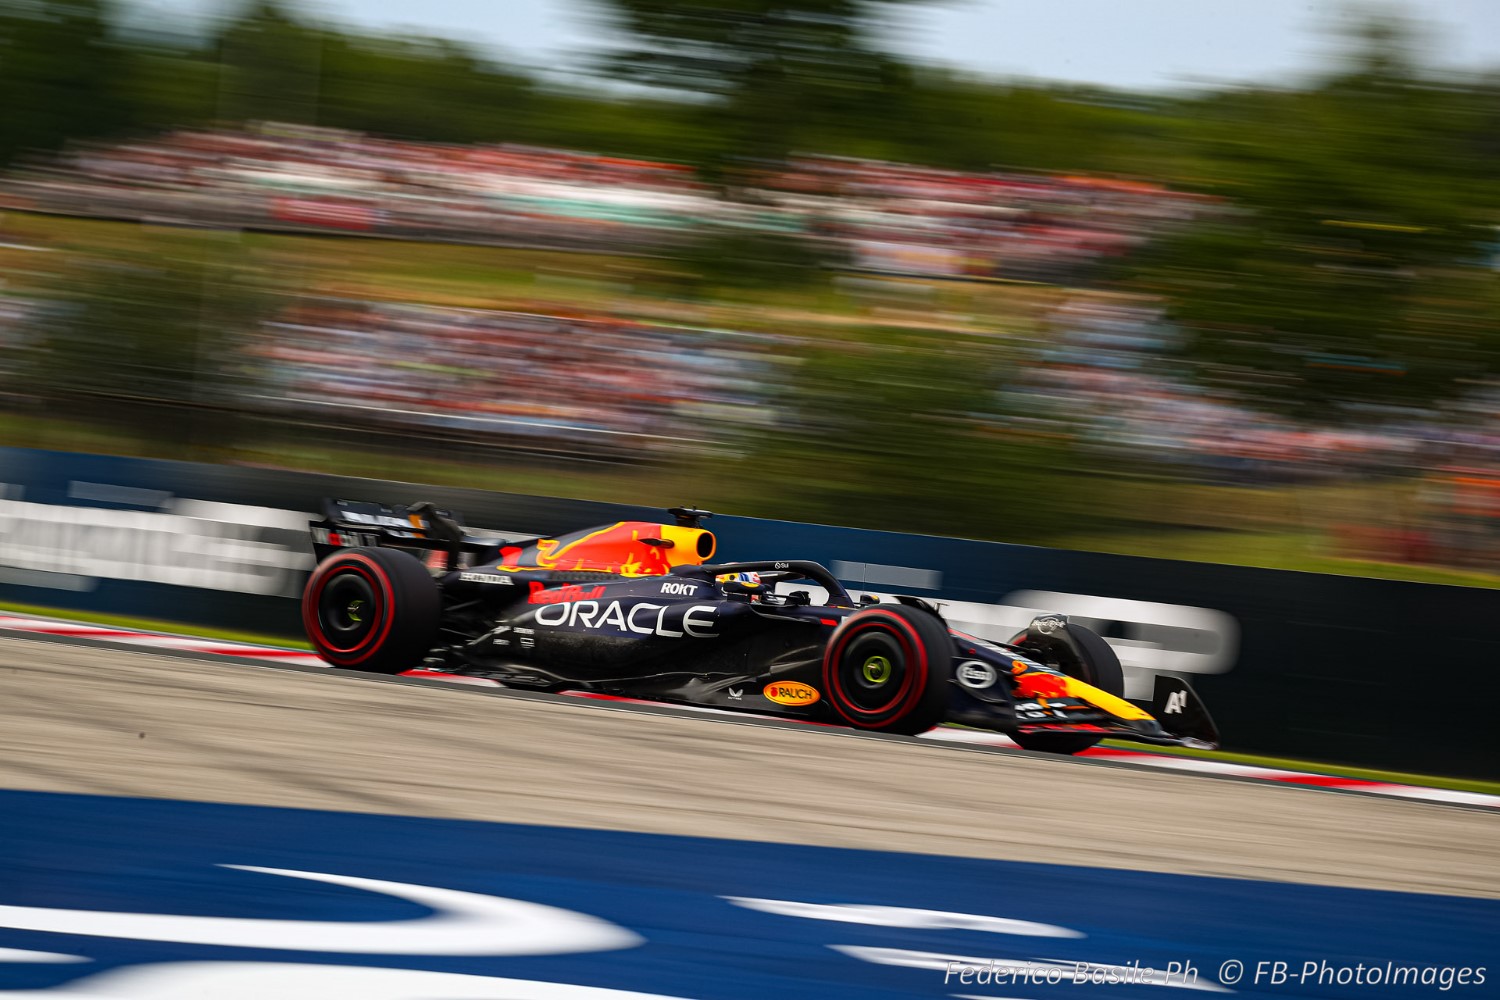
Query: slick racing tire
303,547,440,673
822,604,953,735
1009,622,1124,755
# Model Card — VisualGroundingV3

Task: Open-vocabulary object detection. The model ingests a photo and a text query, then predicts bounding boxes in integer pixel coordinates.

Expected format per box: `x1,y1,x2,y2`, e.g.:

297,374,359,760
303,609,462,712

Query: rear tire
303,547,440,673
822,605,953,735
1009,623,1123,755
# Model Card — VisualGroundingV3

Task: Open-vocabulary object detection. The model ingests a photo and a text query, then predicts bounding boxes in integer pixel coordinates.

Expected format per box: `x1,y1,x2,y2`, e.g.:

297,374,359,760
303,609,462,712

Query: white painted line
1369,786,1500,808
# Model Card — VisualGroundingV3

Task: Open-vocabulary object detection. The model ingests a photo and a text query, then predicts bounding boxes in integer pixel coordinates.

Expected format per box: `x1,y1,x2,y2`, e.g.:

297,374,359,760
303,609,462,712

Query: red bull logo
528,582,607,604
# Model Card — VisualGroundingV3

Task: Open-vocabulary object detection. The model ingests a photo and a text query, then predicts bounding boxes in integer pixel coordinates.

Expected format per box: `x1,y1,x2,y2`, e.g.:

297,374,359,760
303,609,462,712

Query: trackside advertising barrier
2,446,1496,779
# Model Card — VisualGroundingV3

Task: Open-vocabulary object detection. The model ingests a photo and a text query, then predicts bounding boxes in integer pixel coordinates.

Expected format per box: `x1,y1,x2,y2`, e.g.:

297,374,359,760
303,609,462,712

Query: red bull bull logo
1012,671,1069,700
498,522,715,577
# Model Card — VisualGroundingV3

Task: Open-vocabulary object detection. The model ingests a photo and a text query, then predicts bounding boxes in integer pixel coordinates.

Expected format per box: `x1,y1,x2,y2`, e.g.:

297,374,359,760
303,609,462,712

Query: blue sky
131,0,1500,91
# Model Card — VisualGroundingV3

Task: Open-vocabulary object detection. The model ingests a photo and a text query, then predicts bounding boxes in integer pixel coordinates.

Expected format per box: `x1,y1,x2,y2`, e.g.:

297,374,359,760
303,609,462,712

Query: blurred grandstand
252,299,784,458
1,125,710,252
0,124,1208,281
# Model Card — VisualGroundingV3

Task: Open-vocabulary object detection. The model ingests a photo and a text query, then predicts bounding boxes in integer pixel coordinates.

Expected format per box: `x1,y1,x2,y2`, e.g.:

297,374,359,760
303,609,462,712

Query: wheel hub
861,654,892,685
319,573,377,642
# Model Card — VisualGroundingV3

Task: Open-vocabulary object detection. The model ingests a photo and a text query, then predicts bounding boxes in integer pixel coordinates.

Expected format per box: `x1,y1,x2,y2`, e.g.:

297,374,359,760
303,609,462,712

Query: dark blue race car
302,500,1218,754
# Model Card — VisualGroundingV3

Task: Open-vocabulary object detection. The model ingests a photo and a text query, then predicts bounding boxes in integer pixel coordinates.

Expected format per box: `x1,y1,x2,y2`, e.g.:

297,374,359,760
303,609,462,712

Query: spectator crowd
249,299,784,457
1,124,1210,279
3,124,715,253
771,157,1209,282
1008,294,1416,483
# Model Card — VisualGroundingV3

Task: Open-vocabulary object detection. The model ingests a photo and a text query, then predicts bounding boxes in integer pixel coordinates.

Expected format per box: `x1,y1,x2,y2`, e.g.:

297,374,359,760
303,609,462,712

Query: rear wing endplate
1151,675,1220,750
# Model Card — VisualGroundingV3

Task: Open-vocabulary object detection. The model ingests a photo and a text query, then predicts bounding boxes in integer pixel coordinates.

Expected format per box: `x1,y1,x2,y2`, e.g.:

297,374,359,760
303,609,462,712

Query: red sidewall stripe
824,610,929,725
303,554,398,667
306,564,380,654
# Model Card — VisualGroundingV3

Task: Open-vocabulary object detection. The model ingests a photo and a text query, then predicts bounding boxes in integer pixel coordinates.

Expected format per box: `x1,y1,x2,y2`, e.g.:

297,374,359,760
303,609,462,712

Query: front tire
822,605,953,735
1009,623,1124,755
303,547,440,673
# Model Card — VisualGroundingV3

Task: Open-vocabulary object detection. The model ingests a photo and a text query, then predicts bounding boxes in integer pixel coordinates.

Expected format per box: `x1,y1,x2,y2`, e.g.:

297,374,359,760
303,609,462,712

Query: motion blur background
2,0,1499,584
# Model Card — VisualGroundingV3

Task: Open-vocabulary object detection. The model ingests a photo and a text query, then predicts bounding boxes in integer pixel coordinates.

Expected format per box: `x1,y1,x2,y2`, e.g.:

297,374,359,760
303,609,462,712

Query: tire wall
1,446,1495,778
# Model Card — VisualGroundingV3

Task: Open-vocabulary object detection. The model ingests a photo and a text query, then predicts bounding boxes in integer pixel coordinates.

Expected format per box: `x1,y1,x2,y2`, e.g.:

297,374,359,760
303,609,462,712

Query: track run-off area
0,617,1497,998
1,613,1494,810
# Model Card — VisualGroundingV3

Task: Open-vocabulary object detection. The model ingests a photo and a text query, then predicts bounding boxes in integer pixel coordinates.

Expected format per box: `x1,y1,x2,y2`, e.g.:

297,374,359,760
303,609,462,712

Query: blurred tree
593,0,933,171
0,0,133,165
212,0,325,124
0,0,1239,180
208,2,537,141
895,71,1172,175
1133,16,1500,421
118,31,219,130
743,337,1102,540
25,232,277,450
529,90,710,162
319,34,536,143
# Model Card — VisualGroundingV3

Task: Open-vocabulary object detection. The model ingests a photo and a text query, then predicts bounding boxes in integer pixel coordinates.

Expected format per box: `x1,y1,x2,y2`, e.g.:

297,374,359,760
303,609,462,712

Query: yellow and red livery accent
496,522,716,577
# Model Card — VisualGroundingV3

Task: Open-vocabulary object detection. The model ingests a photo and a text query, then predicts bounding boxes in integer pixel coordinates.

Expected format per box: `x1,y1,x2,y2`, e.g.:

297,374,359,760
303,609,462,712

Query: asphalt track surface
3,633,1498,901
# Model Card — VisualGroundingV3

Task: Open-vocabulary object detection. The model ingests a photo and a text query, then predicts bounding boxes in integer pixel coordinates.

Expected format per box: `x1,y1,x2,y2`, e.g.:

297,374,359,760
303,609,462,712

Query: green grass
0,209,1030,337
0,211,651,316
0,410,744,509
1099,739,1500,796
0,600,311,649
235,441,734,508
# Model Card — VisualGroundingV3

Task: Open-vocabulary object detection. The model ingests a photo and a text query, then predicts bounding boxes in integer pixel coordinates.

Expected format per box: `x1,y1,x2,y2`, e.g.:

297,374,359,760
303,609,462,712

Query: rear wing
309,498,514,570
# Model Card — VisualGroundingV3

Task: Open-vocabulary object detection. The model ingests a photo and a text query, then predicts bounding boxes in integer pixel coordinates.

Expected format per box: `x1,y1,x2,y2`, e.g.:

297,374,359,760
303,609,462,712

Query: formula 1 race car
301,501,1219,753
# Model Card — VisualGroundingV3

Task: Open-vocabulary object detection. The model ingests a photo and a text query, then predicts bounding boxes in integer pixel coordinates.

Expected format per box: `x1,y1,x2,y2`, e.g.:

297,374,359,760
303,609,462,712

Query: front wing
1008,674,1219,750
